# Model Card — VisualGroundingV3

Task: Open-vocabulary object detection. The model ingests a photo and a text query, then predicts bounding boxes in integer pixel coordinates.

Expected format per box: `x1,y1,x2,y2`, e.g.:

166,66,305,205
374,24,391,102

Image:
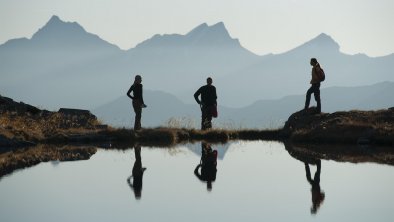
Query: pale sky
1,0,393,57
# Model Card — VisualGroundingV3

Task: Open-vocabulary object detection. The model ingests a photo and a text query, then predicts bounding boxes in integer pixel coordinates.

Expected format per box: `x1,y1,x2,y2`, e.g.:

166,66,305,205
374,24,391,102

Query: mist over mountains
1,15,393,128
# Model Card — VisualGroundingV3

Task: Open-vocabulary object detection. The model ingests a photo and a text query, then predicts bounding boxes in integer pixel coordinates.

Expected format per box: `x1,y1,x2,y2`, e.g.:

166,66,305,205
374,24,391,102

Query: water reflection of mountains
185,142,231,160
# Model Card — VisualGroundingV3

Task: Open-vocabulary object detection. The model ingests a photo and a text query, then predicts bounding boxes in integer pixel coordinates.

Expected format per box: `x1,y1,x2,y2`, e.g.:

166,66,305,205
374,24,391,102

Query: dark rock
0,135,36,151
58,108,96,119
0,95,42,115
283,107,394,145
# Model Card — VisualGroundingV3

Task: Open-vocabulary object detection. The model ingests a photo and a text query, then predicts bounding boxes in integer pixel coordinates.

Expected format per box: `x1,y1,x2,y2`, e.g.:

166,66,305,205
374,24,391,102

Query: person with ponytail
127,75,147,130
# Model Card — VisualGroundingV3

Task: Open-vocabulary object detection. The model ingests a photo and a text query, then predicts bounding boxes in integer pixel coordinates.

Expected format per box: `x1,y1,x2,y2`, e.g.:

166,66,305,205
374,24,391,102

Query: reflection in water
194,142,217,191
0,145,97,179
304,159,325,214
127,144,146,200
284,143,325,214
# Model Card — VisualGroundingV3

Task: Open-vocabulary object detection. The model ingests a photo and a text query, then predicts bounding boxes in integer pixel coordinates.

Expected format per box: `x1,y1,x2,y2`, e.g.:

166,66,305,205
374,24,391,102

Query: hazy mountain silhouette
123,21,260,99
0,16,124,109
93,81,394,129
218,33,394,106
1,15,393,112
1,15,119,53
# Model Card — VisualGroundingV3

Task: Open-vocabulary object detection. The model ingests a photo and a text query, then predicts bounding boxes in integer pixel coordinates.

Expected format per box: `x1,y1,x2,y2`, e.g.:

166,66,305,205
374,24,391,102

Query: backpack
317,67,325,82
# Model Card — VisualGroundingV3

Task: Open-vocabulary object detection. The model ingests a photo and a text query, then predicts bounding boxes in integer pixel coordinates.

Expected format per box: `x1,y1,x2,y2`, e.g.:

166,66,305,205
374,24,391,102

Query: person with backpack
194,142,218,191
304,58,324,113
305,159,325,214
194,77,217,130
127,75,147,130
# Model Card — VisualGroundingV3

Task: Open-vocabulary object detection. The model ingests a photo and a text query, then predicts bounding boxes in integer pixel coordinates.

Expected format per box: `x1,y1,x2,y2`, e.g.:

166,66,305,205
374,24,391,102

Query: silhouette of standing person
194,77,217,130
305,159,325,214
127,75,147,130
304,58,323,113
194,142,218,191
127,144,146,200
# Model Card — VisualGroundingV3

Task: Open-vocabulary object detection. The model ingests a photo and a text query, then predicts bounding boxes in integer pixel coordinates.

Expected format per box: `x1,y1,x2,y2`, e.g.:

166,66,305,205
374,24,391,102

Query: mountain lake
1,141,393,222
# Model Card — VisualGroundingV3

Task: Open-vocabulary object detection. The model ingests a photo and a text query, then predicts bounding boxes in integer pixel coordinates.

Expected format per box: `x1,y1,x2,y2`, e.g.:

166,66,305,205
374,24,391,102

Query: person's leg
206,110,213,129
135,108,141,130
314,160,321,184
133,101,142,130
201,105,213,130
305,86,314,109
313,83,321,113
201,106,208,130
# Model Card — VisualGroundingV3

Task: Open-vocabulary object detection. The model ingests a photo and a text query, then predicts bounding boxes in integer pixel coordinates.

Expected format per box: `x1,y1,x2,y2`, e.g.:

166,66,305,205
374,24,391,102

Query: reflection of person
127,75,147,130
194,77,217,130
305,160,325,214
194,142,217,191
127,144,146,200
304,58,322,113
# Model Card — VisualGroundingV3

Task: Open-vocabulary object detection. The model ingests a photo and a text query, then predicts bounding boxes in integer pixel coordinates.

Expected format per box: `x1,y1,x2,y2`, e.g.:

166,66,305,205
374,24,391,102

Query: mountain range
1,15,393,128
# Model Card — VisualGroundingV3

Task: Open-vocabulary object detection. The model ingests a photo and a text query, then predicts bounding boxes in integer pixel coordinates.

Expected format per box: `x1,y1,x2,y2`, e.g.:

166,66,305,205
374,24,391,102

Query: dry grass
0,111,103,143
100,127,282,148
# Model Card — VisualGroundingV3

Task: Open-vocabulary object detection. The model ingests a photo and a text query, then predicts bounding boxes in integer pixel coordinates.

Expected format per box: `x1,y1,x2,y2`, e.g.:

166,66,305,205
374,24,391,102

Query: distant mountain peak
32,15,86,40
211,21,225,29
287,33,340,54
306,33,340,50
184,21,237,47
186,22,231,39
186,23,209,36
135,21,241,50
47,15,62,25
314,33,336,43
23,15,120,51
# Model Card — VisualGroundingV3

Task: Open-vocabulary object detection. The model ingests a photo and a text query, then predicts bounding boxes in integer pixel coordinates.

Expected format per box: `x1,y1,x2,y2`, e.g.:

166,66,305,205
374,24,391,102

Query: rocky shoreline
282,107,394,146
1,94,393,178
1,95,393,149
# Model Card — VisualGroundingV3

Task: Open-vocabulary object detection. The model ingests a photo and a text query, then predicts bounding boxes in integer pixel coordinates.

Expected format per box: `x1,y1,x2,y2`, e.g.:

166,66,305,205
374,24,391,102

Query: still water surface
1,141,393,222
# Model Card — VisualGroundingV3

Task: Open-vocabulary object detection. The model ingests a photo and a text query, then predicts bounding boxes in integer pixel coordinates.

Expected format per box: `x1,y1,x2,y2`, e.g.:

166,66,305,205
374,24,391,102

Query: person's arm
194,87,202,104
213,87,217,105
140,84,146,106
311,66,319,84
127,84,135,100
127,175,133,187
194,164,203,180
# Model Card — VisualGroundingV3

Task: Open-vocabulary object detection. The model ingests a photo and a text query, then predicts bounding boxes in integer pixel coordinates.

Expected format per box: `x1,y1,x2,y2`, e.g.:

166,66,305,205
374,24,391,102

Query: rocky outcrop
0,95,42,115
283,107,394,145
0,94,107,149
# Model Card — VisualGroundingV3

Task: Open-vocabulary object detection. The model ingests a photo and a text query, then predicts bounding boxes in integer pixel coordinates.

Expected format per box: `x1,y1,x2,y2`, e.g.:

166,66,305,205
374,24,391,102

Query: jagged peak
186,23,209,36
211,22,226,30
43,15,82,29
134,21,238,49
187,22,230,38
32,15,86,40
